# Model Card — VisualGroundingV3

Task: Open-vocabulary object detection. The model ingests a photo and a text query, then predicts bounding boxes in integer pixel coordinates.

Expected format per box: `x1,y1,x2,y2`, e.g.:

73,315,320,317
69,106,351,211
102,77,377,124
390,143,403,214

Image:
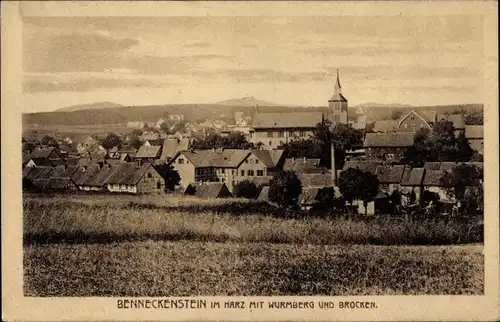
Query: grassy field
23,193,484,296
23,194,483,245
24,241,483,296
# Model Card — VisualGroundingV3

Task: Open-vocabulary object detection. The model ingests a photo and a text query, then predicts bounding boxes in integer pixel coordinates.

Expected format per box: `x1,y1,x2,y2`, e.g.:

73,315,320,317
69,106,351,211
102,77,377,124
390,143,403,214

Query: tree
391,110,404,120
464,111,483,125
338,167,379,215
281,121,363,170
41,135,59,148
102,133,122,150
233,180,260,199
268,170,302,209
440,163,483,203
154,164,181,191
462,185,483,215
470,152,483,162
403,128,433,167
131,129,143,137
191,132,253,150
455,132,474,162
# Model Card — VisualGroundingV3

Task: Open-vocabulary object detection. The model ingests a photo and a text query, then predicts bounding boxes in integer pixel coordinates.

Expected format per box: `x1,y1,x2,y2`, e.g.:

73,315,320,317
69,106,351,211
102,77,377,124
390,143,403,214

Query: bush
268,170,302,209
233,180,260,199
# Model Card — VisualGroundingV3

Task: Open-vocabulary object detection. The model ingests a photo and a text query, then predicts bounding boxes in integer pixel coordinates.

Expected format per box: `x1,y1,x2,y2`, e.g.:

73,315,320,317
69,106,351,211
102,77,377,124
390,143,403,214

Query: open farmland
23,193,484,296
24,241,483,296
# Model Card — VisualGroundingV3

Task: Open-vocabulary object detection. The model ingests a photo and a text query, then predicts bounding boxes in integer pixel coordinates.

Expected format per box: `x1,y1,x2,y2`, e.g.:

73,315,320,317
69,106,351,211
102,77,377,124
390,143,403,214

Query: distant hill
352,103,414,109
23,102,483,127
57,101,124,112
215,97,279,107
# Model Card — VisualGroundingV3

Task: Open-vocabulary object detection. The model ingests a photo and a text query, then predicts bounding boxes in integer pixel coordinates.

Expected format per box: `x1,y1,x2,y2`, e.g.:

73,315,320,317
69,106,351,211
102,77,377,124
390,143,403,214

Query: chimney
331,141,336,185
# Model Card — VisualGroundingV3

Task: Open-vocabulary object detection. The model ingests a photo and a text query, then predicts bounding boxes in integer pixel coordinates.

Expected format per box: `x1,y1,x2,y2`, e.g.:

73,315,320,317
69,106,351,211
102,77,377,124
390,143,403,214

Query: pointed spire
334,69,341,94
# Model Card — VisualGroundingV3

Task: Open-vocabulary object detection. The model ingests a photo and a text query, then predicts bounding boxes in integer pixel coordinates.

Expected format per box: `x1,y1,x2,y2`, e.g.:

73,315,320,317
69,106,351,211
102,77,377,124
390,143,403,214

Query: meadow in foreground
24,241,483,296
23,193,483,246
23,193,484,296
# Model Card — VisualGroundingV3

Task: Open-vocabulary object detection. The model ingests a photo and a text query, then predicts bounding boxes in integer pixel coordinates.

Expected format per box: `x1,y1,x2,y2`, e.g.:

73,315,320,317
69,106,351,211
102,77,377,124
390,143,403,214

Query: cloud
184,42,212,48
23,75,171,93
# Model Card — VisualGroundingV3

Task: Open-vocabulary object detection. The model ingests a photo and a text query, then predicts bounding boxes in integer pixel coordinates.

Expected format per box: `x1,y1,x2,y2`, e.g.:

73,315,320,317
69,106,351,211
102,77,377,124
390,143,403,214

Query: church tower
327,70,348,124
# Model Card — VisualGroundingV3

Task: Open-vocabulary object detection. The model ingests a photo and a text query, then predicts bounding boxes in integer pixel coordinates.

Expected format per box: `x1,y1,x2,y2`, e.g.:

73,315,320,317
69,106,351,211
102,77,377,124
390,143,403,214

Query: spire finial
334,69,341,94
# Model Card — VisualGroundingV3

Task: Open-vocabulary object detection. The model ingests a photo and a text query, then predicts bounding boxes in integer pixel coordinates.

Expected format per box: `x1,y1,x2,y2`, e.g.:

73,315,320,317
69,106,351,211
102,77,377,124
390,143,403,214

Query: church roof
329,92,348,102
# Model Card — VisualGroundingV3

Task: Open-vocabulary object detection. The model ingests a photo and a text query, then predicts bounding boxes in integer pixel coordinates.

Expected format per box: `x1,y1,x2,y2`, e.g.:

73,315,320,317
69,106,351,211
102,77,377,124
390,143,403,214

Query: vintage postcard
2,1,499,321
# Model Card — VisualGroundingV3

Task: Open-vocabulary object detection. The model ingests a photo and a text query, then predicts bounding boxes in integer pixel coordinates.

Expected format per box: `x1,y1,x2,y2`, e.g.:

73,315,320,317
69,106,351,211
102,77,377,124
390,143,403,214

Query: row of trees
403,121,475,167
278,122,363,170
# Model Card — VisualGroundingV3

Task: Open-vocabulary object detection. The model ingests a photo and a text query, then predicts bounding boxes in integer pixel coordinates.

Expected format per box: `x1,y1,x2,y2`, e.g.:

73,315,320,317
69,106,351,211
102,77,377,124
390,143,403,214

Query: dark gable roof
252,112,323,129
439,162,459,172
160,138,191,160
422,170,446,186
371,120,398,133
29,147,61,159
106,163,156,185
213,150,251,167
72,165,100,186
83,165,118,187
283,158,325,173
249,176,273,187
45,178,77,190
136,145,162,158
364,132,415,147
298,172,332,188
399,110,436,124
342,161,381,174
180,150,215,167
375,165,405,184
465,125,483,139
400,168,425,186
424,162,441,170
188,182,232,198
250,149,285,168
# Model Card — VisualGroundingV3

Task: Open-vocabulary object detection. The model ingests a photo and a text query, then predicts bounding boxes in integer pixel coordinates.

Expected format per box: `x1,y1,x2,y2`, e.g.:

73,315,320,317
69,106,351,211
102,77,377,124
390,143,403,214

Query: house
437,113,465,136
465,125,484,153
369,120,399,133
400,167,425,199
421,170,450,201
375,164,405,194
159,138,192,163
135,145,162,165
107,163,165,194
357,190,391,216
397,110,436,131
184,182,232,198
342,160,381,175
298,172,333,188
78,163,118,192
363,132,415,163
168,149,285,192
29,147,64,161
345,149,366,161
283,158,325,173
250,112,323,149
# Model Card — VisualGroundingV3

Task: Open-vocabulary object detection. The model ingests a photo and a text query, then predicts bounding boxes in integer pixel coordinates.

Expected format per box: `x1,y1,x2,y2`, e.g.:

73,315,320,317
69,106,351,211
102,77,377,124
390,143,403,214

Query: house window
178,158,184,164
410,116,415,120
255,159,259,164
268,141,272,146
232,170,235,175
221,169,225,174
267,131,273,138
147,173,152,178
241,170,245,176
299,131,306,137
248,170,254,176
156,182,161,189
278,132,284,138
411,124,416,129
257,170,264,176
221,178,225,183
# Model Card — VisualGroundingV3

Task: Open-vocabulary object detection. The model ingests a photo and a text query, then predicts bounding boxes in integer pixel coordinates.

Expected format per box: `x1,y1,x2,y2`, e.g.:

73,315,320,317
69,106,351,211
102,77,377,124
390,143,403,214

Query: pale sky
22,15,484,113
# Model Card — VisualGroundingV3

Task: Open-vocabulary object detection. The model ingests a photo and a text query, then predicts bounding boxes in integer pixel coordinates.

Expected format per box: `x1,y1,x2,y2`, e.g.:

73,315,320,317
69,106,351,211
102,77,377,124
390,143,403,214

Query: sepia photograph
2,1,499,321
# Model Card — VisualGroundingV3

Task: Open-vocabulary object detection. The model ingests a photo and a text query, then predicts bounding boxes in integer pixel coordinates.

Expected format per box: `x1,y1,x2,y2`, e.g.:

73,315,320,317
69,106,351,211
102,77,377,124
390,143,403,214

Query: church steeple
334,69,341,95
